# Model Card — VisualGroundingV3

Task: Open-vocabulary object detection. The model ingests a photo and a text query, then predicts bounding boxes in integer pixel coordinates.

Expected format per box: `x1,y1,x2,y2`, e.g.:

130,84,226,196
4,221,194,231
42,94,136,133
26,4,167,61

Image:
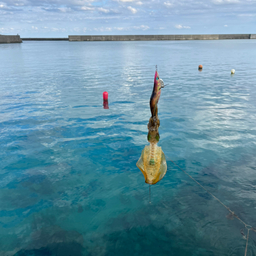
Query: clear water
1,40,256,256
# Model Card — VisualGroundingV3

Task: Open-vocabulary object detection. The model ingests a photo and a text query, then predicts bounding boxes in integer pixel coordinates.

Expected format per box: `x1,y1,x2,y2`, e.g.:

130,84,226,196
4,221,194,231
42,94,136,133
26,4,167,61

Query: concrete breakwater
2,34,255,43
0,35,22,44
69,34,256,41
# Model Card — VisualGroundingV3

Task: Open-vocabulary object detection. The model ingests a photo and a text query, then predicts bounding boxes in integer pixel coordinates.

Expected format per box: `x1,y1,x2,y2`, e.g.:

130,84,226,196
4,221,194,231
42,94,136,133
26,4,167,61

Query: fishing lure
150,70,165,118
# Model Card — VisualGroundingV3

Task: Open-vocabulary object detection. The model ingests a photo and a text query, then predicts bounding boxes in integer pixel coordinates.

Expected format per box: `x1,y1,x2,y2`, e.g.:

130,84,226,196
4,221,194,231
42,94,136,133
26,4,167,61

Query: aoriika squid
136,69,167,185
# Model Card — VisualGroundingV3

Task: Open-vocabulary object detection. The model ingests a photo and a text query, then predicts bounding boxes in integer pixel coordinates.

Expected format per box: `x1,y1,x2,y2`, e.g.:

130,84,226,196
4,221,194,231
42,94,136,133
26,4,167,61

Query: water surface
1,40,256,255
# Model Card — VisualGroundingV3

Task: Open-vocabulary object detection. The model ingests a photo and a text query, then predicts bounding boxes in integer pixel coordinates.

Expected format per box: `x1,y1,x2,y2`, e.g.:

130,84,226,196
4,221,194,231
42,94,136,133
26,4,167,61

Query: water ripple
0,40,256,255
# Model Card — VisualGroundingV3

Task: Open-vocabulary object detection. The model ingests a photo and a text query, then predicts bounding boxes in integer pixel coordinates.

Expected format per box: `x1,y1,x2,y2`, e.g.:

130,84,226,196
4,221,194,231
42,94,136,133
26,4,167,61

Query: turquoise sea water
1,40,256,255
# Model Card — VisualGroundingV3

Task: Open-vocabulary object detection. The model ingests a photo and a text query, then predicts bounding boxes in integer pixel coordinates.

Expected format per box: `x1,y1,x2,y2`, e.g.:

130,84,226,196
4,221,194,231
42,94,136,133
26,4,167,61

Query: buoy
103,91,109,109
198,65,203,70
231,69,235,74
103,91,108,101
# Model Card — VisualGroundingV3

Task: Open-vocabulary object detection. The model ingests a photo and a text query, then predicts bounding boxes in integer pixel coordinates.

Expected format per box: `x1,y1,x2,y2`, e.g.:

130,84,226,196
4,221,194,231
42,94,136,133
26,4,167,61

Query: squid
136,69,167,185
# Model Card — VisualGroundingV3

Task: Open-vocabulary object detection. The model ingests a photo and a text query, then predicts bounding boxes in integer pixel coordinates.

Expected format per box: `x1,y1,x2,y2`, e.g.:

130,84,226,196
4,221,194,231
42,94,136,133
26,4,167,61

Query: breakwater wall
0,35,22,44
22,38,68,41
69,34,256,41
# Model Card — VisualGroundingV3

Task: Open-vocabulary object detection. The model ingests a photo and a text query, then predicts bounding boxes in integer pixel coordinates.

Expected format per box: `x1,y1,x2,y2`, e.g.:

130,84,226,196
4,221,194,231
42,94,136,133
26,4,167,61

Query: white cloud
115,27,125,30
72,27,81,32
98,7,110,13
0,27,21,33
224,24,228,27
72,0,96,5
58,7,72,12
133,25,149,30
93,27,112,32
114,0,142,4
127,6,137,13
238,13,256,16
175,24,191,29
164,2,173,7
212,0,240,4
175,24,182,29
119,0,137,2
14,2,24,6
81,6,94,11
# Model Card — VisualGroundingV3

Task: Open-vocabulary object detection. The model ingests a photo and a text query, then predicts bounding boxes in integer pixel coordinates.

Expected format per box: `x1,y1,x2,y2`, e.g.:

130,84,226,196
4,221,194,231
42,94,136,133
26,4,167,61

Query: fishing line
165,156,255,256
149,184,151,204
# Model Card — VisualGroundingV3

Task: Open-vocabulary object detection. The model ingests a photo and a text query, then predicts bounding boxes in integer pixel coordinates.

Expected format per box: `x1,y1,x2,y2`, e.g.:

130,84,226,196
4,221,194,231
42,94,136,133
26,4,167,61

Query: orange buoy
198,65,203,70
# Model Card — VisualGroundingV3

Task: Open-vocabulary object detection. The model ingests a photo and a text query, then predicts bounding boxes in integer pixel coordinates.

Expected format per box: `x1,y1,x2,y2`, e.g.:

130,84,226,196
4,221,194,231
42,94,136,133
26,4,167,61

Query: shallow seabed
1,40,256,255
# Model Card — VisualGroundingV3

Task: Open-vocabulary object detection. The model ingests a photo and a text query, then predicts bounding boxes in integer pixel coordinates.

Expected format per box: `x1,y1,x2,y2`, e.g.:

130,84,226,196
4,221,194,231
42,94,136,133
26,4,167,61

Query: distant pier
0,35,22,44
69,34,256,42
2,34,255,43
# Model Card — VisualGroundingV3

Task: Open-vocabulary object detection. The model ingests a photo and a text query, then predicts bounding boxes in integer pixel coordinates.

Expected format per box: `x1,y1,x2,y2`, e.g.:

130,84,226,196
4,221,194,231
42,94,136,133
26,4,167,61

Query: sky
0,0,256,37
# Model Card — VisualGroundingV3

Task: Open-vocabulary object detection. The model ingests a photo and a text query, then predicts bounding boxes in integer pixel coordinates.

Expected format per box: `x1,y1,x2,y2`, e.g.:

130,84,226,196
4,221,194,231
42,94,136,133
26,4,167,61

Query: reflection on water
1,40,256,255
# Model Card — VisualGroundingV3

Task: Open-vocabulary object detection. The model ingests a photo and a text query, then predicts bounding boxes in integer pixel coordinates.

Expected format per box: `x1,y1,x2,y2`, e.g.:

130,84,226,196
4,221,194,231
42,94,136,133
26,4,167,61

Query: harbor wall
219,34,250,39
0,35,22,44
69,34,254,42
2,34,254,42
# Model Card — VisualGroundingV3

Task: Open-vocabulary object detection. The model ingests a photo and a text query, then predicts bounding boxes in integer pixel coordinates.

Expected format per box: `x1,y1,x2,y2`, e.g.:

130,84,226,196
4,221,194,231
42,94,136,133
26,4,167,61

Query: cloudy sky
0,0,256,37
